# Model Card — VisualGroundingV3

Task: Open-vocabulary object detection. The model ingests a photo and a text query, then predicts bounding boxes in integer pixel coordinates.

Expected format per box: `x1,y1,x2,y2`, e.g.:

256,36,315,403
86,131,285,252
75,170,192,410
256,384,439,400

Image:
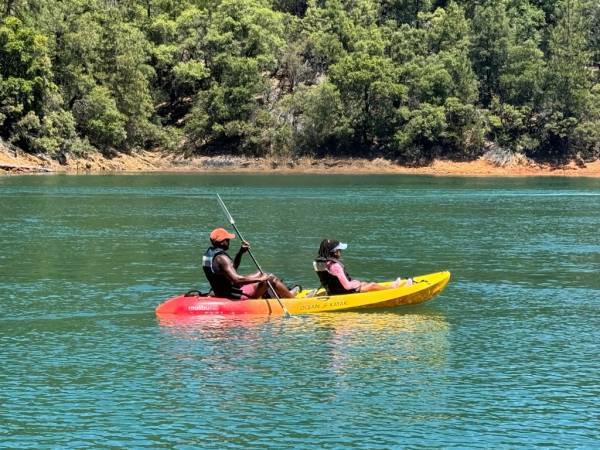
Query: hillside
1,0,599,166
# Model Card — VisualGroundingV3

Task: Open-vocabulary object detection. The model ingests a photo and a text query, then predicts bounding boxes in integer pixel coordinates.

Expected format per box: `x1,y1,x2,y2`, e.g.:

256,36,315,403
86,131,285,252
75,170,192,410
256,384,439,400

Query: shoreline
2,147,600,177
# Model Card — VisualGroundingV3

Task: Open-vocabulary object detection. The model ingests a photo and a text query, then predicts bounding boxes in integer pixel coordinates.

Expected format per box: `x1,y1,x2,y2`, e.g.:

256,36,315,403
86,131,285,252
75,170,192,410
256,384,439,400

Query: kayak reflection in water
313,239,413,295
202,228,297,300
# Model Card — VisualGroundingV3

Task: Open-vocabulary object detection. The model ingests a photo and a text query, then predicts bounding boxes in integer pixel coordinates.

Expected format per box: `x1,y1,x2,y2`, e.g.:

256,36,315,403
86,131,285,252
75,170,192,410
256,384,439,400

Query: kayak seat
184,289,212,297
305,288,326,298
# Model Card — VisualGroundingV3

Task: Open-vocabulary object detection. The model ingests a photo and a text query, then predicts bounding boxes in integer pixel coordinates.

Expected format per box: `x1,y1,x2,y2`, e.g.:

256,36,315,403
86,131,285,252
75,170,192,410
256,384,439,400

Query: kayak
155,271,450,316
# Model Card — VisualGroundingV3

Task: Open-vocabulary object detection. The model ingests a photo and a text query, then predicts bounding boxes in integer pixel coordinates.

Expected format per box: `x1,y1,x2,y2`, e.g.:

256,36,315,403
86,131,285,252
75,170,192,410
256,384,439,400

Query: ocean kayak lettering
299,300,347,311
188,304,219,311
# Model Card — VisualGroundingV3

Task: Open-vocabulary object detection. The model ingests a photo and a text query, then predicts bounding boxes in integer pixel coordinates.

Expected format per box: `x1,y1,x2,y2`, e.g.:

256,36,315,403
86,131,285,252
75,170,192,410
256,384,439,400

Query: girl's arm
328,262,361,291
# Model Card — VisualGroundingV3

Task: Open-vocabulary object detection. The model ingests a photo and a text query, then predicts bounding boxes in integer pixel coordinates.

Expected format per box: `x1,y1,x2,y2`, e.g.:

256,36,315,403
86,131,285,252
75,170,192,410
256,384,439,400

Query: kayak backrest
184,289,211,297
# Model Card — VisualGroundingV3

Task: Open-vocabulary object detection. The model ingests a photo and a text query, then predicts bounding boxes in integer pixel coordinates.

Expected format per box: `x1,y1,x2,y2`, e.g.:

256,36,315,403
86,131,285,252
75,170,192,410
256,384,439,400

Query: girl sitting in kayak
313,239,412,295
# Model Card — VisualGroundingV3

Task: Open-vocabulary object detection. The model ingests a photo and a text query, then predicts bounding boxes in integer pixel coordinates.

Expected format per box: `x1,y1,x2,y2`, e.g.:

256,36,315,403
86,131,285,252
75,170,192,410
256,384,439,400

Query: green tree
71,85,127,148
330,52,404,149
272,0,308,16
0,17,50,135
390,3,481,160
542,0,594,156
34,2,160,152
470,1,510,106
101,20,156,149
180,0,285,154
378,0,433,26
260,81,350,156
588,0,600,68
499,41,546,107
146,6,210,128
294,81,350,153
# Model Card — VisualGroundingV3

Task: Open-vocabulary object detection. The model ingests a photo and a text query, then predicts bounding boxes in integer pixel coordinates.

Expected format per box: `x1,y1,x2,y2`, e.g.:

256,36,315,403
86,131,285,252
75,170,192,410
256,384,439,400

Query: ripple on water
1,174,599,448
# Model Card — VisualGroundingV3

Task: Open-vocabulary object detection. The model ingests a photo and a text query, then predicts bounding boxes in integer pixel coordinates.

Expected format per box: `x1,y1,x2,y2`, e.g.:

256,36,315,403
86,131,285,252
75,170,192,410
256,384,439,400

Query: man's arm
232,241,250,269
215,254,269,285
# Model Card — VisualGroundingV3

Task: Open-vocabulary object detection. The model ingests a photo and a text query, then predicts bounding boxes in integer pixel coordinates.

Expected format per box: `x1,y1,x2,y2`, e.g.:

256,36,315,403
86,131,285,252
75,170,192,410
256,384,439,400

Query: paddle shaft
216,194,291,317
229,222,264,272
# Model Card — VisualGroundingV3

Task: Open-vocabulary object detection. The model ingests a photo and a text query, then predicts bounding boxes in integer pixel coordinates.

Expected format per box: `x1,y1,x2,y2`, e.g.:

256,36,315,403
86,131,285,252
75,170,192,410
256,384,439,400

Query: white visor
332,242,348,252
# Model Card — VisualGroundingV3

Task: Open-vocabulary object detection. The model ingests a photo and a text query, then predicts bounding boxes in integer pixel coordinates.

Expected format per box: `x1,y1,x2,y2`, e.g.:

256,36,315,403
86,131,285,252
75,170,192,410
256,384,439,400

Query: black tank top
313,257,358,295
202,247,243,299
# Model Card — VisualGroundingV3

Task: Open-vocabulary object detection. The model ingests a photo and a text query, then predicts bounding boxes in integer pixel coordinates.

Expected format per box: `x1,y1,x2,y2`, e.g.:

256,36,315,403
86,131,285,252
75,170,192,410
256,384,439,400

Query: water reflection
156,314,274,330
304,312,450,380
154,310,450,441
156,310,448,337
156,311,450,380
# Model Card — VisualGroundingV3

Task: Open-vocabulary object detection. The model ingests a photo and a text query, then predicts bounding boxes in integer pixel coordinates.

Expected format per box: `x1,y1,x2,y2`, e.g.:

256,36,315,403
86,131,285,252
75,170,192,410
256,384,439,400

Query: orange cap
210,228,236,242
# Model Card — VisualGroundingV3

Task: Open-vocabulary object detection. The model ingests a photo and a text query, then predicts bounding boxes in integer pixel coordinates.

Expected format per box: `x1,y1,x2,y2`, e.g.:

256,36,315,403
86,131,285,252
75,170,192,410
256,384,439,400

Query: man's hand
238,240,251,254
258,273,275,283
258,273,269,282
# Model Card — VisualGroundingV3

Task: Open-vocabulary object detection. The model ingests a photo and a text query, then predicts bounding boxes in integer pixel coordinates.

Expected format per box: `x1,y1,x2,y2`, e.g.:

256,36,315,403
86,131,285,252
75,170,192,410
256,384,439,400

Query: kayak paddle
216,193,291,318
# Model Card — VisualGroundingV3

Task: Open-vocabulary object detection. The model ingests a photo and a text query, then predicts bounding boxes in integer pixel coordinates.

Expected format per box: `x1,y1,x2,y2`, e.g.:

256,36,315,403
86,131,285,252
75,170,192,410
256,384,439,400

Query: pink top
327,261,361,291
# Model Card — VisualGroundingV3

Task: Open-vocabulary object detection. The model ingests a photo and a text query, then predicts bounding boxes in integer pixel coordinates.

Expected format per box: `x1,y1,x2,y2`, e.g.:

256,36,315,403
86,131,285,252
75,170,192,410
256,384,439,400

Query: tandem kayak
155,271,450,316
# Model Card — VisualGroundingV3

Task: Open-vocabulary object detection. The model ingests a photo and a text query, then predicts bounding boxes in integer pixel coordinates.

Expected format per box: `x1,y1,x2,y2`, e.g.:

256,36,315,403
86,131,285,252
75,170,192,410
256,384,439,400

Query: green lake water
1,174,599,448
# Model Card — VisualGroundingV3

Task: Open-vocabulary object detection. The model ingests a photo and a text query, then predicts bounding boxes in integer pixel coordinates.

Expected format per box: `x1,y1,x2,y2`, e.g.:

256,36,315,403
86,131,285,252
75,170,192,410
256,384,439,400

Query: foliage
0,17,52,139
1,0,598,163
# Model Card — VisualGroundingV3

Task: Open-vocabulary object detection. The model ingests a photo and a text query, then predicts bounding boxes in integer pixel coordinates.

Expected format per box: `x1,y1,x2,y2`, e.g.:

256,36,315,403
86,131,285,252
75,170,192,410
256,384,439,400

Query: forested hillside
1,0,599,164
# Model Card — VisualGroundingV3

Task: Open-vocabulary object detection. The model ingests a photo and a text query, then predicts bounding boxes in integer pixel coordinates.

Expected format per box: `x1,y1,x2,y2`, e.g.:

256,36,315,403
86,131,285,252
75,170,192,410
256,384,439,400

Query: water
1,174,599,448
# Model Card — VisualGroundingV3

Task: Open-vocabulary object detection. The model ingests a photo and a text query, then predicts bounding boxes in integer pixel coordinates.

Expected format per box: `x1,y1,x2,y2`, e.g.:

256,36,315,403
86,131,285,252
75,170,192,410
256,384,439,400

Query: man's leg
252,282,270,298
243,272,295,299
241,271,269,298
268,276,295,298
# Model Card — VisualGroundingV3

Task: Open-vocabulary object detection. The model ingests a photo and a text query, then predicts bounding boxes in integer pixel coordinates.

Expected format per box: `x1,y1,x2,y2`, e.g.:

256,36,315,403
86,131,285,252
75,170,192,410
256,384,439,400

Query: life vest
202,247,243,299
313,257,358,295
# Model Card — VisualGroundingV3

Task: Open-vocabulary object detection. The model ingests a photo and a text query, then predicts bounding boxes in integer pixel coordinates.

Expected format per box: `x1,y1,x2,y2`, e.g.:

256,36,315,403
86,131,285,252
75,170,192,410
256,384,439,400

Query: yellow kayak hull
281,271,451,315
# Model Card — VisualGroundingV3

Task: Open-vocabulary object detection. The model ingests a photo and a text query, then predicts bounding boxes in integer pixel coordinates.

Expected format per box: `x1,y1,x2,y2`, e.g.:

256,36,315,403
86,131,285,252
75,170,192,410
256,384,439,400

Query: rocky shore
2,146,600,177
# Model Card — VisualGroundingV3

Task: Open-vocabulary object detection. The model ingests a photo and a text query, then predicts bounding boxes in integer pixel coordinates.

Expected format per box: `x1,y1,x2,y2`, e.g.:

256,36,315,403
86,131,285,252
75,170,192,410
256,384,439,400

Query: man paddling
203,228,296,299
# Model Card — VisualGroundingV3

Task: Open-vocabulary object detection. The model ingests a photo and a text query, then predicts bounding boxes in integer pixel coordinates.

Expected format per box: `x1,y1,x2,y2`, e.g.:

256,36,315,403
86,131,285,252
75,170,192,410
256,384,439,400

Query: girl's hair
318,239,340,259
